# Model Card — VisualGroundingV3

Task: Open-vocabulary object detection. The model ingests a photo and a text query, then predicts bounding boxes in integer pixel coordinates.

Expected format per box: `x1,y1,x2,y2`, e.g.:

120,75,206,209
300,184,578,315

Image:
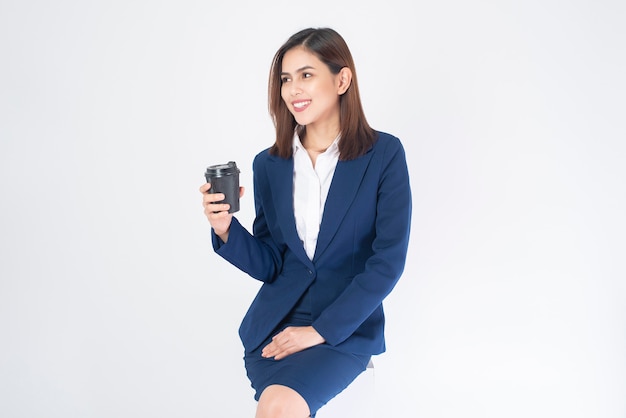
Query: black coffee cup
205,161,240,213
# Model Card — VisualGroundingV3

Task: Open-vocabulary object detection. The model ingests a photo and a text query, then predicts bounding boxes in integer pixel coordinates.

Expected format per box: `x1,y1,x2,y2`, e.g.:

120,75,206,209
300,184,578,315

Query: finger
239,186,245,198
205,204,231,216
261,337,284,358
273,341,299,360
263,346,290,360
273,350,292,361
203,193,226,205
261,343,276,358
199,183,211,193
203,200,228,212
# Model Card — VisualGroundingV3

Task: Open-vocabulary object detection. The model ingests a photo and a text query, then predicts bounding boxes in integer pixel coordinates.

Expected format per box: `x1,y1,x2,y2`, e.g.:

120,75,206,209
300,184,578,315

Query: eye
281,76,291,83
303,72,312,79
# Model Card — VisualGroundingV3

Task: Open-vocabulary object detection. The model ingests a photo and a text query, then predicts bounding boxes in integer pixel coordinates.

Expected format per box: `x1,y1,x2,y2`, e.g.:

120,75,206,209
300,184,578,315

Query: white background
1,1,625,417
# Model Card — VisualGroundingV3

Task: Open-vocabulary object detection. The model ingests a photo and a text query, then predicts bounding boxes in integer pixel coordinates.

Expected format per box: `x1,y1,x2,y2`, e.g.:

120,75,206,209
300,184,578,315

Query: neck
302,124,339,153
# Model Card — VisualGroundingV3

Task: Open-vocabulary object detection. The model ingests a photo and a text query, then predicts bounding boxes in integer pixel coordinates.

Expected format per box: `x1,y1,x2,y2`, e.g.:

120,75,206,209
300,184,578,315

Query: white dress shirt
292,132,340,260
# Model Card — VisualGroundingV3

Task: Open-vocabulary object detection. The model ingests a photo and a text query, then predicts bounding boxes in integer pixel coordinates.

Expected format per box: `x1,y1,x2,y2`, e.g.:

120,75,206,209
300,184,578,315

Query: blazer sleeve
312,137,412,346
211,157,285,282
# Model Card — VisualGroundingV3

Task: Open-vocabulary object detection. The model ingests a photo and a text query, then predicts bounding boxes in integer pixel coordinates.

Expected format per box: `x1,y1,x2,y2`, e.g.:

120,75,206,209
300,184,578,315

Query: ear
337,67,353,95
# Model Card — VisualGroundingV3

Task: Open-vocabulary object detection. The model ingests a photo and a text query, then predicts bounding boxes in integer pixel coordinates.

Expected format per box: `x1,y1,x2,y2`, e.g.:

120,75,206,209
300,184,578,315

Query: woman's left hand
261,326,326,360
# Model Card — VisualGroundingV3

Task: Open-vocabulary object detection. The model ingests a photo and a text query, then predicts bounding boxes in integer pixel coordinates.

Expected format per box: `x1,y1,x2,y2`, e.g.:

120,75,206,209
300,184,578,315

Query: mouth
292,100,311,112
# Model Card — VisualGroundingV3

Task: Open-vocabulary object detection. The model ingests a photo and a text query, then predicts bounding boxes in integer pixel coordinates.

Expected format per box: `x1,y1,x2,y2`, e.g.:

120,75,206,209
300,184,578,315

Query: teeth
294,101,310,108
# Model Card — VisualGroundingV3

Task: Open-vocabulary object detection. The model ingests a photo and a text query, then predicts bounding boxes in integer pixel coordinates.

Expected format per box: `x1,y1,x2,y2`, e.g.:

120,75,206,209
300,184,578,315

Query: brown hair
268,28,376,160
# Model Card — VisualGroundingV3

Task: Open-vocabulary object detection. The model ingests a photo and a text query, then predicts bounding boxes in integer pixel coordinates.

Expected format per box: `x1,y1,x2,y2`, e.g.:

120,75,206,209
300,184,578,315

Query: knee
256,385,310,418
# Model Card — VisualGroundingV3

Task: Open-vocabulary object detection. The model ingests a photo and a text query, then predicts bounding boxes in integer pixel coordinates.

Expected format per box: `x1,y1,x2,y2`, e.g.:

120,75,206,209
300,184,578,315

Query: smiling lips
292,100,311,112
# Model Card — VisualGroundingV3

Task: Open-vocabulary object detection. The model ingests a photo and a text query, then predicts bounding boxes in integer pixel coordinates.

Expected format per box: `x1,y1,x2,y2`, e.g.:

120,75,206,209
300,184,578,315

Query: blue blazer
212,131,412,355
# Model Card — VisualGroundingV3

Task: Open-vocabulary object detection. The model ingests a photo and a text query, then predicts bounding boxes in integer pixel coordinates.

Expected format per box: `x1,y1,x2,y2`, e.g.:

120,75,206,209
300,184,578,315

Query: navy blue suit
212,131,412,355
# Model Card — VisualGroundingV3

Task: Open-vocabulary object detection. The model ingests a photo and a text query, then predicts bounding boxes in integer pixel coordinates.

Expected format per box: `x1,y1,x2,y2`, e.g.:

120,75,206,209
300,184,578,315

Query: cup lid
205,161,240,176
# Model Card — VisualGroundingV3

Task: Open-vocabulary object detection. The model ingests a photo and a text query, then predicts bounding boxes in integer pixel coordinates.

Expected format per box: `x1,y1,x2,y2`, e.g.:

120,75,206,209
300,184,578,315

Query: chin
293,115,313,126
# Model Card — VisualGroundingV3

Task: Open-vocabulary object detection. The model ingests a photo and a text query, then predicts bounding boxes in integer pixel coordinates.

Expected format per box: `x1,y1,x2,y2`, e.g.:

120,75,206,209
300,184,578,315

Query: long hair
268,28,376,160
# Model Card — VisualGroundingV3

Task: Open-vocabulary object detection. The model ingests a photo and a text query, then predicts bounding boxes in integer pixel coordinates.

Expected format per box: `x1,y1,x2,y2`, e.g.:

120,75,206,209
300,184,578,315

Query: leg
255,384,311,418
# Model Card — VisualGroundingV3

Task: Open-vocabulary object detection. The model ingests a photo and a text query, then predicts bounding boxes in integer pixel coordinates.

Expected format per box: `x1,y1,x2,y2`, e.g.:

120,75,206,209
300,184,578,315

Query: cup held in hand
205,161,240,213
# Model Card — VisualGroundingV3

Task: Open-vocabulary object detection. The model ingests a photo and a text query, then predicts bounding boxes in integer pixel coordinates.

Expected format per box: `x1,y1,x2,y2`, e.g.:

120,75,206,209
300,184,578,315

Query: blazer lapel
313,150,374,262
266,156,313,269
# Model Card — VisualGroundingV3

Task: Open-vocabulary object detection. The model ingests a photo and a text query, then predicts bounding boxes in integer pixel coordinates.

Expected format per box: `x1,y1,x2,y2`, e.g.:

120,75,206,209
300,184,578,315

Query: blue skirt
244,325,371,416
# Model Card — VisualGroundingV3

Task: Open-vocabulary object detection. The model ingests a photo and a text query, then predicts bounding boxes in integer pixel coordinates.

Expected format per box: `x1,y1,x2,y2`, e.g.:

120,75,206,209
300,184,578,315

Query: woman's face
280,47,344,129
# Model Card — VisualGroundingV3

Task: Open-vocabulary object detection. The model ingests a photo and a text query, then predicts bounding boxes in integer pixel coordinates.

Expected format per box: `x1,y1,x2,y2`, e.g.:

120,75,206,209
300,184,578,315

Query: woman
200,27,411,418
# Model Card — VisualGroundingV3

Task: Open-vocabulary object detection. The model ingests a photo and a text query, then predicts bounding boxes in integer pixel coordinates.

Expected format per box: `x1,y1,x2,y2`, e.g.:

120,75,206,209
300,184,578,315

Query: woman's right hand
199,183,244,243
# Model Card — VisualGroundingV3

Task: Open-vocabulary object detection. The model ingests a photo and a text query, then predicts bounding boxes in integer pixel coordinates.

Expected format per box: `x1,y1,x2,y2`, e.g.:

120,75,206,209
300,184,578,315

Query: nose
290,80,302,96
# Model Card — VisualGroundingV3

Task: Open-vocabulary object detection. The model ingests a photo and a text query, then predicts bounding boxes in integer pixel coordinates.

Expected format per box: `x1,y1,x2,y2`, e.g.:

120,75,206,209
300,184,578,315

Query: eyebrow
280,65,315,76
